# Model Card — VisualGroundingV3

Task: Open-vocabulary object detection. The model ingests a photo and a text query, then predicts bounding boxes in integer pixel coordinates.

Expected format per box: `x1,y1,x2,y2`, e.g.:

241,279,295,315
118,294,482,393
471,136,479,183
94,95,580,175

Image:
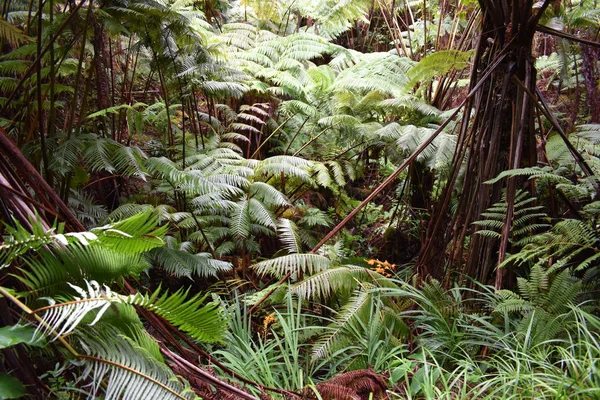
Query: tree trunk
91,10,110,137
417,0,549,287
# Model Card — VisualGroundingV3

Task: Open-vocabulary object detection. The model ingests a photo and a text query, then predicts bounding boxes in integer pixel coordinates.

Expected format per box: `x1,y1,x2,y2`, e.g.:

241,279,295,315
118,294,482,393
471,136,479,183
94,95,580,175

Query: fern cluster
0,212,227,399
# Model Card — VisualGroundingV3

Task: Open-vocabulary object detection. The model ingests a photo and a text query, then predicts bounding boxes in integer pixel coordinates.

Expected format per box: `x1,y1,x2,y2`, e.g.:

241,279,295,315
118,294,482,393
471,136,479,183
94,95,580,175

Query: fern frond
92,210,167,254
0,19,32,46
485,166,571,184
252,253,332,279
248,198,276,229
312,289,372,360
406,50,473,88
127,287,227,343
290,266,374,299
255,156,313,182
248,182,289,207
230,199,251,239
68,244,149,281
79,329,195,400
277,218,303,254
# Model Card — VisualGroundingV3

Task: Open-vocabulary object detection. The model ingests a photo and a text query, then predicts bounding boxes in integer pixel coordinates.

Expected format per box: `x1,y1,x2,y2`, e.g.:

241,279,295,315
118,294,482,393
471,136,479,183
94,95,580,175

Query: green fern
473,189,550,247
78,328,196,400
493,265,582,344
502,218,600,273
149,236,232,279
30,280,226,344
311,289,372,360
252,253,332,279
0,19,32,46
406,50,474,89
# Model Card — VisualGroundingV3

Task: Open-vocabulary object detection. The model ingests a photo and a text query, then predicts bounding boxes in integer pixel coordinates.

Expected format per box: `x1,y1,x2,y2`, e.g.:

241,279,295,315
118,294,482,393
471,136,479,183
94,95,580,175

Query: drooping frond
254,156,313,182
276,218,303,254
252,253,332,279
290,266,374,300
311,289,372,360
0,19,32,46
406,50,474,89
66,244,150,282
32,281,226,344
126,287,227,343
333,53,414,97
149,246,232,278
485,166,572,185
79,329,195,400
248,181,289,207
503,218,600,273
473,189,550,246
92,210,167,254
375,123,456,169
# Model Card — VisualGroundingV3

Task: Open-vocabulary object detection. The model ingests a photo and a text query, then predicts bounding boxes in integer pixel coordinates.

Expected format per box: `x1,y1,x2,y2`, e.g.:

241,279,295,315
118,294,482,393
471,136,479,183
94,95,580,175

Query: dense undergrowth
1,0,600,399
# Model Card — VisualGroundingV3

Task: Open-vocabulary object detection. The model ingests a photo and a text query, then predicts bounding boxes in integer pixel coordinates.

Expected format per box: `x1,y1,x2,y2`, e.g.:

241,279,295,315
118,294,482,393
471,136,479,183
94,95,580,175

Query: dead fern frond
312,369,388,400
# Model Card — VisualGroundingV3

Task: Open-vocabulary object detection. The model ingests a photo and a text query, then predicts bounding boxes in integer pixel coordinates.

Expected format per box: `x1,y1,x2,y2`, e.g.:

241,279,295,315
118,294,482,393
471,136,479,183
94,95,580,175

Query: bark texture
417,0,548,287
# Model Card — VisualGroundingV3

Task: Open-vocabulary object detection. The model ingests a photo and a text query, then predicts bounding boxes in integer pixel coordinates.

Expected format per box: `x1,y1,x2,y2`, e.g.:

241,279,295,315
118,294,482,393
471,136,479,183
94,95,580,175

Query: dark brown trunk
417,1,545,287
581,43,600,123
91,10,110,135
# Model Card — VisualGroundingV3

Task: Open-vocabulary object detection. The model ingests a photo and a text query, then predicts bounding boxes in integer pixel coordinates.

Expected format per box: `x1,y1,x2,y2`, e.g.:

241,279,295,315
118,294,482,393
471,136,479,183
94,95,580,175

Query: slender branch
252,51,510,310
536,25,600,48
309,104,463,254
0,127,85,231
161,348,260,400
250,114,295,159
511,78,600,193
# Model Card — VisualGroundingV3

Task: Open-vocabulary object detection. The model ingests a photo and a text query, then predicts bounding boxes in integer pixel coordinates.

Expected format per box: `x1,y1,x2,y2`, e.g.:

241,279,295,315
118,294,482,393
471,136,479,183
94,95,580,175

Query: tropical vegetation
0,0,599,398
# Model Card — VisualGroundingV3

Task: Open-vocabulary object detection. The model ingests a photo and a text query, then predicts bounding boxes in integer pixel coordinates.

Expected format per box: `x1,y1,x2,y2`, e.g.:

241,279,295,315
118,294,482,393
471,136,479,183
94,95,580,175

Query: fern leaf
252,253,332,279
277,218,303,254
312,290,372,360
79,329,195,400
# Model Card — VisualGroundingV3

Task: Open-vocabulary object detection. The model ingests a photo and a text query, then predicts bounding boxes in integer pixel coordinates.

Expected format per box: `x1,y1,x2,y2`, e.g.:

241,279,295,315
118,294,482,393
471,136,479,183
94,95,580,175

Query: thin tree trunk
91,9,110,136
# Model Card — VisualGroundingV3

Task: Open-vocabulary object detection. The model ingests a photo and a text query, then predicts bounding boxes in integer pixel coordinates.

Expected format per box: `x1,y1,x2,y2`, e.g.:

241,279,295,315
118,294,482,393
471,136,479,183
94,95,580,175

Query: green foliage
473,189,550,246
213,296,317,394
406,50,474,89
78,327,197,400
0,373,26,399
0,325,41,349
0,211,226,398
493,265,583,344
502,218,600,275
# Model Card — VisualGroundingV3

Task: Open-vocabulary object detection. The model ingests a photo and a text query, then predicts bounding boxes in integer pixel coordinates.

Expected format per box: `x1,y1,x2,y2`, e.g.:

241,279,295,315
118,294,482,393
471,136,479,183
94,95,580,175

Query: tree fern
406,50,474,89
375,122,455,169
485,166,571,185
276,218,304,254
148,236,232,279
290,265,380,300
502,218,600,273
29,280,226,344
